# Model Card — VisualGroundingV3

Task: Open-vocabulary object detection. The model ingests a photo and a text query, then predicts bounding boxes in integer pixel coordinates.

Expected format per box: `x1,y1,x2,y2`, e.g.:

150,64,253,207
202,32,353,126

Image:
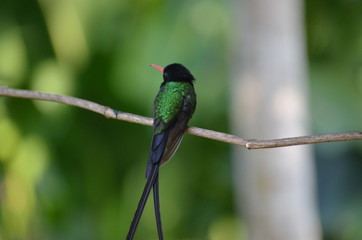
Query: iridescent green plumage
150,80,196,170
154,81,196,134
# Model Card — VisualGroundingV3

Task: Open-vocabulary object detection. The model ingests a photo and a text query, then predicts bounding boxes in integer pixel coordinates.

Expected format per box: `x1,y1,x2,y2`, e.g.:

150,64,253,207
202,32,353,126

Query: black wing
145,96,194,178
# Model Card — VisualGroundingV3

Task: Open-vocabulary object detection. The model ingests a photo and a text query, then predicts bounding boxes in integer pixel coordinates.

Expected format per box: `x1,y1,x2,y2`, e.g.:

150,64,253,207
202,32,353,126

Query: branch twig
1,86,361,149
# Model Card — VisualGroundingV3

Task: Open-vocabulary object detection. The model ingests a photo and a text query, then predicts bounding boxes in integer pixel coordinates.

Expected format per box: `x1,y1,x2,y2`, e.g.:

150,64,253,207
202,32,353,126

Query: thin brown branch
1,86,361,149
245,132,362,149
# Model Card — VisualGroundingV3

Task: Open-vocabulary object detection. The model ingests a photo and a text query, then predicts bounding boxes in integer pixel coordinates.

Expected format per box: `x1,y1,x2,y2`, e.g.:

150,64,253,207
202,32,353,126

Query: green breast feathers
153,81,195,124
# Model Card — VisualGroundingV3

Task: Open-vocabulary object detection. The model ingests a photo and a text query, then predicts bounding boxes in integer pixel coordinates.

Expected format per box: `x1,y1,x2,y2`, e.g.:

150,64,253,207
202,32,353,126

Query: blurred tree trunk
231,0,321,239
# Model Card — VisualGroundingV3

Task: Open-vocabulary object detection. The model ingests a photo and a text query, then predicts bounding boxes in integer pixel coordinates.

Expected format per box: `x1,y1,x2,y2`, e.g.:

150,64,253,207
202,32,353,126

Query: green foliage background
0,0,361,239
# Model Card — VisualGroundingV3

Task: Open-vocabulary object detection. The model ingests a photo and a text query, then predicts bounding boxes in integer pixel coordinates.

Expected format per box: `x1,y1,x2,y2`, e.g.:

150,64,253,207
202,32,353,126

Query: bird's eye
163,72,169,80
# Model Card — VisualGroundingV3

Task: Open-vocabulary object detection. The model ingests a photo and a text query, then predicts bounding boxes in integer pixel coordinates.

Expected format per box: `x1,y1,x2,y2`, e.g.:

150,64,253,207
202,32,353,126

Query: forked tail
126,164,159,240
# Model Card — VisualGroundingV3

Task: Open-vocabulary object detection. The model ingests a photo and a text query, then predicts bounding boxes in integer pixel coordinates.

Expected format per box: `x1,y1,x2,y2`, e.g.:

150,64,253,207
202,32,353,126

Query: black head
163,63,195,83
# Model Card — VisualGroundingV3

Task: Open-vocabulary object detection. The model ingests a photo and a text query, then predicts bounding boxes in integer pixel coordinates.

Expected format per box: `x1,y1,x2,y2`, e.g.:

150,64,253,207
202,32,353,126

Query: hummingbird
126,63,197,240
